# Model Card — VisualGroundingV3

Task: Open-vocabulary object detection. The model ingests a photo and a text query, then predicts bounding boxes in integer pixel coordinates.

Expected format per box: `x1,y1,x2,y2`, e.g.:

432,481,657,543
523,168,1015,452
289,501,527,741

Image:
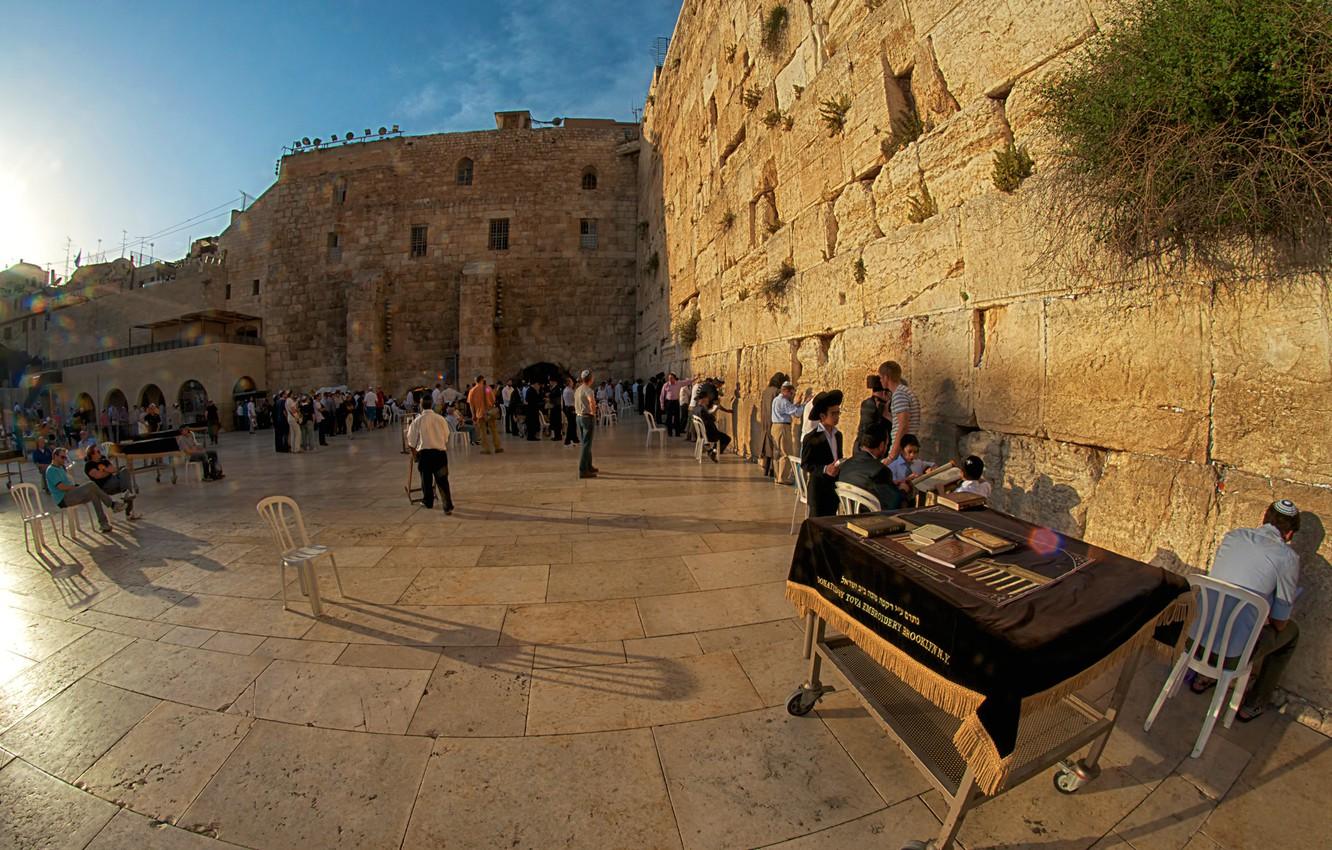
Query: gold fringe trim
786,582,985,720
789,580,1187,796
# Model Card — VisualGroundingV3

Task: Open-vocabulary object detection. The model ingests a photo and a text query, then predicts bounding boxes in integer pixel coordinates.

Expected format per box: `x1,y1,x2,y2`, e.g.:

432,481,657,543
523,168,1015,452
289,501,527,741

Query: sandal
1190,676,1216,695
1237,704,1264,723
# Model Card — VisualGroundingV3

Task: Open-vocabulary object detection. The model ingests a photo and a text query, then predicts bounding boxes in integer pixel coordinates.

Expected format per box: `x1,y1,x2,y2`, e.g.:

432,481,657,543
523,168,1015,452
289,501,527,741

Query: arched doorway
140,384,165,409
104,389,129,440
178,380,207,425
104,389,128,410
519,362,567,385
75,393,95,430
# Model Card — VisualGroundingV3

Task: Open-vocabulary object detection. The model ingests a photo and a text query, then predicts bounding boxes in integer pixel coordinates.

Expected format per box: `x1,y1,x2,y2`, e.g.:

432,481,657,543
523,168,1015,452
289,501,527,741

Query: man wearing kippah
1191,499,1303,721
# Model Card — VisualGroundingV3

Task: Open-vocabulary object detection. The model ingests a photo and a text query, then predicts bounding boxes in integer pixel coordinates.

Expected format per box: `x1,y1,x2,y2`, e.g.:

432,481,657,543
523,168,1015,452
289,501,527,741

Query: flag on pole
74,250,82,267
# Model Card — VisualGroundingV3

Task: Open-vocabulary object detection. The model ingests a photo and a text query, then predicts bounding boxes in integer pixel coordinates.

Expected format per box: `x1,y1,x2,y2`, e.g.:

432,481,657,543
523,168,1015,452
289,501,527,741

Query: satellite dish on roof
330,134,339,142
302,137,311,145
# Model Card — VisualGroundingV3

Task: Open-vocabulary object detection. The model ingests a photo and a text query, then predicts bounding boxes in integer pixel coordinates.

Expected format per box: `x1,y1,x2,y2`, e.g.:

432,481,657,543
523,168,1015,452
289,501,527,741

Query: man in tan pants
467,375,503,454
769,381,804,485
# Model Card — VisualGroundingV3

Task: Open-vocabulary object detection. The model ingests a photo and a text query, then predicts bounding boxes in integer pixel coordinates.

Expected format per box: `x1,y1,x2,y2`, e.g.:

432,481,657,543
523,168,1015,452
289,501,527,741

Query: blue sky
0,0,680,276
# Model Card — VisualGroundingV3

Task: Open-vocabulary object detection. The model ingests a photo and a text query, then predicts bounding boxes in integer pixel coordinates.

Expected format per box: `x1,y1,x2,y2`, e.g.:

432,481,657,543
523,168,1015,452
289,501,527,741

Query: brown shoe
579,471,598,479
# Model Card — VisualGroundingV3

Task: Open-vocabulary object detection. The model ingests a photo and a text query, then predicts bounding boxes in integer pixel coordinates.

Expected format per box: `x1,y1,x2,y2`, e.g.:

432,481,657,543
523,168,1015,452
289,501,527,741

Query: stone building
218,111,640,392
636,0,1332,715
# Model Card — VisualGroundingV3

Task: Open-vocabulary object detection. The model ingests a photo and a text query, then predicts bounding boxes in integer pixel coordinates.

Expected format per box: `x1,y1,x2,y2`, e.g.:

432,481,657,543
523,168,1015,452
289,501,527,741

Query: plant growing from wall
673,308,701,348
762,109,784,128
724,42,737,62
792,84,804,99
992,142,1035,192
741,86,764,110
645,251,660,275
782,114,795,131
906,184,937,224
761,260,796,300
819,94,852,136
853,257,867,284
881,110,924,159
1038,0,1332,271
761,5,789,52
721,210,736,230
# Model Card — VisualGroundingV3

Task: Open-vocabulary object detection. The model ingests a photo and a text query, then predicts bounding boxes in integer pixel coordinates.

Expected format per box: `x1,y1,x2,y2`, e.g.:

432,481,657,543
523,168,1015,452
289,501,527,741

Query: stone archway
140,384,165,409
178,380,208,424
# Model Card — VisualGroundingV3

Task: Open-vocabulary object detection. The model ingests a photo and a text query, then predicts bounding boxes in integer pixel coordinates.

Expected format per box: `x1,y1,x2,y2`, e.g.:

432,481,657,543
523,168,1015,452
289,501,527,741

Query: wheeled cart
787,610,1142,850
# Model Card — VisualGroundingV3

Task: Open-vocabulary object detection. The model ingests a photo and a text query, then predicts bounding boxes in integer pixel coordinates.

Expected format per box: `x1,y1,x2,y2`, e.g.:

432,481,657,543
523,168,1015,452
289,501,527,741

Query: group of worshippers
271,387,398,453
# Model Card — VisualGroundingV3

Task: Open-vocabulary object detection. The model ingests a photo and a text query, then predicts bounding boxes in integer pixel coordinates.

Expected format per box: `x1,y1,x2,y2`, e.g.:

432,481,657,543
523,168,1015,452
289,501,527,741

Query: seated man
45,447,119,533
30,438,53,492
446,406,477,445
836,421,903,511
692,387,731,462
83,445,141,519
886,434,934,502
1190,499,1303,721
74,430,98,459
177,428,225,480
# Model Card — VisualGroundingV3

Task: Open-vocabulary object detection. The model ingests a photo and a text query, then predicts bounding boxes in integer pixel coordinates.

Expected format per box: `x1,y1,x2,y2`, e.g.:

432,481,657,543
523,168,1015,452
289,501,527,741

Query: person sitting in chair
836,420,902,511
177,428,225,480
45,447,119,533
84,445,141,519
692,385,732,462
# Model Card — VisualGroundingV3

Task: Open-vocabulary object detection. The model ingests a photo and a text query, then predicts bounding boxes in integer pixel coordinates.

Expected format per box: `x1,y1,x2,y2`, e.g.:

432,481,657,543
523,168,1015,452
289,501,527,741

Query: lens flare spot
1027,526,1062,556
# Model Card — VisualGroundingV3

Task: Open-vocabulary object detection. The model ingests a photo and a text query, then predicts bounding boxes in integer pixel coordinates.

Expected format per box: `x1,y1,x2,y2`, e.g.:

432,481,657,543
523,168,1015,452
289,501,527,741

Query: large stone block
870,142,923,231
916,97,1011,210
1211,278,1332,486
831,180,882,256
962,430,1105,535
910,308,975,429
973,299,1042,435
957,186,1072,306
792,252,864,335
929,0,1095,104
909,37,960,128
1083,453,1219,572
1213,471,1332,709
1044,287,1211,462
860,208,964,322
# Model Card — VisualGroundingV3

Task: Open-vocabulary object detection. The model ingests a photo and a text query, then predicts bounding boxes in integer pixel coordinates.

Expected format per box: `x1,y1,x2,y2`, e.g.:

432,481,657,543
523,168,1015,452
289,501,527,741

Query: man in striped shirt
879,360,920,463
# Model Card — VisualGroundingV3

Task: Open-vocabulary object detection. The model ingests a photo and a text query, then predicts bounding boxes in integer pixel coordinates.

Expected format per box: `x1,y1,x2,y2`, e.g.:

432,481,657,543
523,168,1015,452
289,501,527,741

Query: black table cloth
787,505,1188,793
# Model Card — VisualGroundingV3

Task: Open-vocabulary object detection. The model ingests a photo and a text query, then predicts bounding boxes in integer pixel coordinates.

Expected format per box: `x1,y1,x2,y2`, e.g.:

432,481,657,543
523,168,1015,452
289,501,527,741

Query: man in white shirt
406,405,455,513
575,370,598,478
246,399,257,434
561,377,579,446
1191,500,1302,720
431,383,443,413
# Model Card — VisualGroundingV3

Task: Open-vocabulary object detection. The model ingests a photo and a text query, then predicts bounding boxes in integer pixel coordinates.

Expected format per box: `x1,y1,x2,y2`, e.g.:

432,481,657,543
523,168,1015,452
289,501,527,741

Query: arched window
456,157,474,186
581,167,598,190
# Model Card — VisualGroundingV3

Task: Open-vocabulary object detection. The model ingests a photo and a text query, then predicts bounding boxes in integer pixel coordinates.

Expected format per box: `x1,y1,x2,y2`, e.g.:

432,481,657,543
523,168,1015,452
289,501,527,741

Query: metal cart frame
787,610,1141,850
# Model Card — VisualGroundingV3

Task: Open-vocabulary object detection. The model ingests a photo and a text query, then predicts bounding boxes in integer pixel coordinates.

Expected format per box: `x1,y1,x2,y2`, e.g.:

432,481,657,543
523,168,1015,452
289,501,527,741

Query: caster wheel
1053,767,1084,794
785,688,818,716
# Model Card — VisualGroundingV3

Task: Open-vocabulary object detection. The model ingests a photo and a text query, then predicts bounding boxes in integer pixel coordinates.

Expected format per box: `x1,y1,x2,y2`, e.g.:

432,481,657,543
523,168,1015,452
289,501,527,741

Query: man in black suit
837,419,902,511
525,380,543,440
855,375,890,452
799,390,844,517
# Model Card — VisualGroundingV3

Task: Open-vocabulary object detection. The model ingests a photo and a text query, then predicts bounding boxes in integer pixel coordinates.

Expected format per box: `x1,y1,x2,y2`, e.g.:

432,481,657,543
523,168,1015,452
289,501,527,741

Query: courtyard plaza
0,420,1325,850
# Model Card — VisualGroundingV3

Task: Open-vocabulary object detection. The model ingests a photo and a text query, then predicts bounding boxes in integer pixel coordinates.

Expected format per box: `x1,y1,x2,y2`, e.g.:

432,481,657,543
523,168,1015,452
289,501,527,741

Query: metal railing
58,336,263,369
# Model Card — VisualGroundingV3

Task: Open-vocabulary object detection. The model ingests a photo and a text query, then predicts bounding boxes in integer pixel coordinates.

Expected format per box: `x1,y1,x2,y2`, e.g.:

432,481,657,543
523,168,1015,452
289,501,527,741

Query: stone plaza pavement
0,421,1326,849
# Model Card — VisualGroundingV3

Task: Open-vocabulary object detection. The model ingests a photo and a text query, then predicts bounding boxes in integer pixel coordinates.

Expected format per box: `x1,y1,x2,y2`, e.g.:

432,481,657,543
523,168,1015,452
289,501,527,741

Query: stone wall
637,0,1332,710
221,121,640,393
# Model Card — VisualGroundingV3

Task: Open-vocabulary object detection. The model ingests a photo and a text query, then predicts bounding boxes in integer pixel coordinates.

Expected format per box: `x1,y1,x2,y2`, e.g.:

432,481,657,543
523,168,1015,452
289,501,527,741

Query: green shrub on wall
1039,0,1332,271
673,308,701,348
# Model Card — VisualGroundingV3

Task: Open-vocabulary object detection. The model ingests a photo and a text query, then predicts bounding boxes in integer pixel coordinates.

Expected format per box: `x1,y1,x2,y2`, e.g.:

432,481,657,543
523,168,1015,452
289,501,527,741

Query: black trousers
526,406,540,440
664,399,682,436
416,449,454,510
563,406,579,444
550,405,562,440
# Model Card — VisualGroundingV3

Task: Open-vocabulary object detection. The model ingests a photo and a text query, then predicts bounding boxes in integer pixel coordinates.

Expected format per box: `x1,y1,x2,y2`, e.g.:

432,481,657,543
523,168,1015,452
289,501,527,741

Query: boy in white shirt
953,455,992,498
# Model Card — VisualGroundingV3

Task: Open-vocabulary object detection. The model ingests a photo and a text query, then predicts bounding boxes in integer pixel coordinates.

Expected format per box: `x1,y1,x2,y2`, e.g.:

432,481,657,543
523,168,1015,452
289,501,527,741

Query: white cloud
398,83,447,119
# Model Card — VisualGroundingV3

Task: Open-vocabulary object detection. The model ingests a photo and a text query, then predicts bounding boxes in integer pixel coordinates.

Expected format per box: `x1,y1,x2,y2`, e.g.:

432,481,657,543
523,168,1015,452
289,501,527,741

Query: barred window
579,218,598,250
488,218,510,250
252,279,260,296
410,225,428,258
456,157,474,186
581,167,598,190
224,284,232,300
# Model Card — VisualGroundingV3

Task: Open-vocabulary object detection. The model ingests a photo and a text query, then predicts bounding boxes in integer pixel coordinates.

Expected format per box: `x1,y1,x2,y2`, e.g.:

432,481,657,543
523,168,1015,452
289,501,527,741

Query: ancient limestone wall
637,0,1332,711
222,124,639,393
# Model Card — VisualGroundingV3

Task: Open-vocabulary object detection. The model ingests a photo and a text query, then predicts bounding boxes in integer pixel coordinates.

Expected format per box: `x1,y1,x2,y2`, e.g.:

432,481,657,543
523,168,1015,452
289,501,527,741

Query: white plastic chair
789,456,809,534
448,427,472,455
643,411,667,448
59,499,104,539
256,496,345,616
1144,574,1270,758
692,415,717,463
835,482,882,515
11,483,59,554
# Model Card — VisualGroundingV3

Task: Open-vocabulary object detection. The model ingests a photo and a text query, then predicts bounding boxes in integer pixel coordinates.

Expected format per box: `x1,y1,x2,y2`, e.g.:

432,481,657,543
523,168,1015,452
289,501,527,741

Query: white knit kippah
1272,498,1299,517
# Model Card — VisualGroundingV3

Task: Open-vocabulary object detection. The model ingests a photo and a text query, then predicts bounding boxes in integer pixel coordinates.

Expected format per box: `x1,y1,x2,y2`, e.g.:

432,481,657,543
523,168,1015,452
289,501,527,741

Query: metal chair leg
326,553,345,597
280,560,291,611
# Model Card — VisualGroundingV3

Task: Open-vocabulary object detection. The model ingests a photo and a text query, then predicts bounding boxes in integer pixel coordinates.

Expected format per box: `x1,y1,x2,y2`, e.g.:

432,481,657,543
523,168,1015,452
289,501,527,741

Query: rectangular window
488,218,509,251
252,279,260,296
327,232,341,262
225,284,232,300
410,225,428,258
334,180,347,204
580,218,598,250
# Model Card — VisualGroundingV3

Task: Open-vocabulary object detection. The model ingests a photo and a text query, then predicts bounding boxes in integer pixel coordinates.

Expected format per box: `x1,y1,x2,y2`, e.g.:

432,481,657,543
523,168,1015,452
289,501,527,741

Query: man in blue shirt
44,447,118,533
769,381,804,485
1191,499,1302,720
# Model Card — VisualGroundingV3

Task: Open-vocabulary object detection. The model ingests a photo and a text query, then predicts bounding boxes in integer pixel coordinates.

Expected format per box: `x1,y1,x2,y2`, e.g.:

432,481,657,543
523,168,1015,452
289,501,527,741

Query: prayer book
912,460,962,492
917,538,984,569
846,516,906,538
956,527,1017,555
937,491,987,511
910,523,953,545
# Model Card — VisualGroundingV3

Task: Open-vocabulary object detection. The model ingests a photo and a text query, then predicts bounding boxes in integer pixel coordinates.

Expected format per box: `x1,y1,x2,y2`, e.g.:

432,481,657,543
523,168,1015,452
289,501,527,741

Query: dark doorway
519,362,568,385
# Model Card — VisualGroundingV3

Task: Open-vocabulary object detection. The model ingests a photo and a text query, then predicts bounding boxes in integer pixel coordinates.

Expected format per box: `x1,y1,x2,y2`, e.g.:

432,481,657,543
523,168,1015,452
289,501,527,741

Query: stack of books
845,516,906,538
956,527,1017,555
